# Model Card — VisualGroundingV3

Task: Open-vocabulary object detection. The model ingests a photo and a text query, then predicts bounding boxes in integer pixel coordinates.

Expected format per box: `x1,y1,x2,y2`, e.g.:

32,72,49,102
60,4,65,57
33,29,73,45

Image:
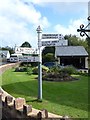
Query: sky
0,0,89,48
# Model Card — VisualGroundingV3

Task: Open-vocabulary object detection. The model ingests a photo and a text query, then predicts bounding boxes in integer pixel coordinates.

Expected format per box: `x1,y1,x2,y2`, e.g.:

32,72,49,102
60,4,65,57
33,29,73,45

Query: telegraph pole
77,16,90,39
36,26,42,101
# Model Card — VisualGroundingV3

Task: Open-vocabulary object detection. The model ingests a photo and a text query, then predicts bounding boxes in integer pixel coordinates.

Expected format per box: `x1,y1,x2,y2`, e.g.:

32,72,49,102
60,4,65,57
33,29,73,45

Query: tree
42,53,55,63
42,47,55,55
0,46,14,54
42,47,55,64
64,34,88,48
21,41,32,48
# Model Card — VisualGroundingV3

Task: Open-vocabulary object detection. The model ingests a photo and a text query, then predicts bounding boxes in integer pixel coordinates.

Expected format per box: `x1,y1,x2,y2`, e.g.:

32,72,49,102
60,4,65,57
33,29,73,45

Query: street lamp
77,16,90,39
36,26,42,101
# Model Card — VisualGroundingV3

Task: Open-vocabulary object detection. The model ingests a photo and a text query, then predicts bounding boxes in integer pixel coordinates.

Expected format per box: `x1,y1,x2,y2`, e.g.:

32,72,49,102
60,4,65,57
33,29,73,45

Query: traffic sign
42,34,64,40
10,56,39,62
41,40,68,47
22,56,39,62
15,47,39,55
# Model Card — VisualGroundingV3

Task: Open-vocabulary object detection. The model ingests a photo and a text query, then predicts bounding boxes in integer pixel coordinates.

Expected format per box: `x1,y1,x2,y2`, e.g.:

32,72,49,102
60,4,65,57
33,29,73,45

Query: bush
15,67,27,72
43,53,55,63
27,67,33,75
32,65,49,75
20,62,31,67
61,65,77,75
49,66,61,73
32,67,38,74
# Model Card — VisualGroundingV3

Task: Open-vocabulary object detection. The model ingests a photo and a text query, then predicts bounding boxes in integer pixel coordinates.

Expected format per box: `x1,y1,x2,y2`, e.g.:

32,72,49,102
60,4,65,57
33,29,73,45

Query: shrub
27,67,33,75
20,62,31,67
15,67,27,72
32,67,38,74
32,65,49,75
61,65,77,75
43,53,55,63
49,66,61,73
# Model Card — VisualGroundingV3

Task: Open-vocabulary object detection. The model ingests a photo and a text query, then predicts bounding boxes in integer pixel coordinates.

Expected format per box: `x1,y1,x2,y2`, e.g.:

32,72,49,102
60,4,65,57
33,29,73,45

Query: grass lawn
1,68,88,118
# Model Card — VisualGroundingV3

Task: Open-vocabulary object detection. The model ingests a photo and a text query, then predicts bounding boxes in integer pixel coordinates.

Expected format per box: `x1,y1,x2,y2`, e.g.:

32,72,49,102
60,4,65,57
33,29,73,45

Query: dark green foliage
20,62,31,67
32,67,38,74
0,46,14,54
61,65,78,75
64,35,87,47
49,66,61,73
43,65,78,82
20,41,32,48
15,67,27,72
30,62,38,67
27,67,33,75
42,53,55,63
42,47,55,55
42,47,55,63
32,65,49,75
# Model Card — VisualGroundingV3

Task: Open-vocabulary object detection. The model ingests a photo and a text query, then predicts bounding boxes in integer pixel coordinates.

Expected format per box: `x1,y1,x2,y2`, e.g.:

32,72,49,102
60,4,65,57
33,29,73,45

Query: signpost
9,56,39,62
23,56,39,62
36,26,68,101
41,33,67,47
41,40,67,47
15,47,39,55
42,33,64,40
36,26,42,101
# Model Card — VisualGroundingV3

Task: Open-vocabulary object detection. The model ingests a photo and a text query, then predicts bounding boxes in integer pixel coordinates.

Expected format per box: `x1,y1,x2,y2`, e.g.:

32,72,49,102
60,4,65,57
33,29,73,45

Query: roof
55,46,88,56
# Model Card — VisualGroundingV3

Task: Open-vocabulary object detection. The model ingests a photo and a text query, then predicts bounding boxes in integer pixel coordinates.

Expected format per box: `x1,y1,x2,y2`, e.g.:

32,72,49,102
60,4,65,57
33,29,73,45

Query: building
55,46,88,72
0,50,10,59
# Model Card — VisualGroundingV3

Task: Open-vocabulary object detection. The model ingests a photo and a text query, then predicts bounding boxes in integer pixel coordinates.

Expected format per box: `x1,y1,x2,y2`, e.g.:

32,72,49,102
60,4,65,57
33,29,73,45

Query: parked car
43,62,65,68
43,62,56,68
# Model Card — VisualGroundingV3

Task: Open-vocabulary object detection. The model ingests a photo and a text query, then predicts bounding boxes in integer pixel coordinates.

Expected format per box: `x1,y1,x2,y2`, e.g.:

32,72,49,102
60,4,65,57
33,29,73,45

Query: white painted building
0,50,10,59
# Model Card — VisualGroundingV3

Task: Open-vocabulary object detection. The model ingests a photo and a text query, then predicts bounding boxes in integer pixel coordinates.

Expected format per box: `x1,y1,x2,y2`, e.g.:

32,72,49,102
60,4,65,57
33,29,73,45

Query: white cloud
23,0,89,3
54,18,87,38
0,0,50,48
0,0,88,48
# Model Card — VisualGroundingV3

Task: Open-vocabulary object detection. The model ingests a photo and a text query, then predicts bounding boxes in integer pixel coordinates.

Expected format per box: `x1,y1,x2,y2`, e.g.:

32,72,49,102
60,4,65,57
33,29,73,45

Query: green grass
1,68,88,118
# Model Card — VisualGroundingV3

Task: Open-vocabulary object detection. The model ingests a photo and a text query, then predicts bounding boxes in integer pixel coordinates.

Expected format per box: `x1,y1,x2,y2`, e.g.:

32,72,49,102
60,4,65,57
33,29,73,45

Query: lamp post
77,16,90,39
36,26,42,101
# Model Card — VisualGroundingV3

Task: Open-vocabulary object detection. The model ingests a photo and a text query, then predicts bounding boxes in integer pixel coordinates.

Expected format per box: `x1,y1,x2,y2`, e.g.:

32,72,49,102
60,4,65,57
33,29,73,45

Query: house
0,50,10,59
55,46,88,72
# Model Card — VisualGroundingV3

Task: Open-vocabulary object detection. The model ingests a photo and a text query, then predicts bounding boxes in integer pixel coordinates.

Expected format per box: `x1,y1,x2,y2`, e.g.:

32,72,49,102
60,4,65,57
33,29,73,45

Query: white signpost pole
36,26,42,101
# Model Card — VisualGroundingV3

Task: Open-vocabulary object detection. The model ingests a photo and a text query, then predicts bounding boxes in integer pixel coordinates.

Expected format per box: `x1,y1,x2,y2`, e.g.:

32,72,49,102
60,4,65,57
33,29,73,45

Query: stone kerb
14,97,26,110
0,62,20,75
37,109,48,119
0,91,65,119
23,104,32,116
